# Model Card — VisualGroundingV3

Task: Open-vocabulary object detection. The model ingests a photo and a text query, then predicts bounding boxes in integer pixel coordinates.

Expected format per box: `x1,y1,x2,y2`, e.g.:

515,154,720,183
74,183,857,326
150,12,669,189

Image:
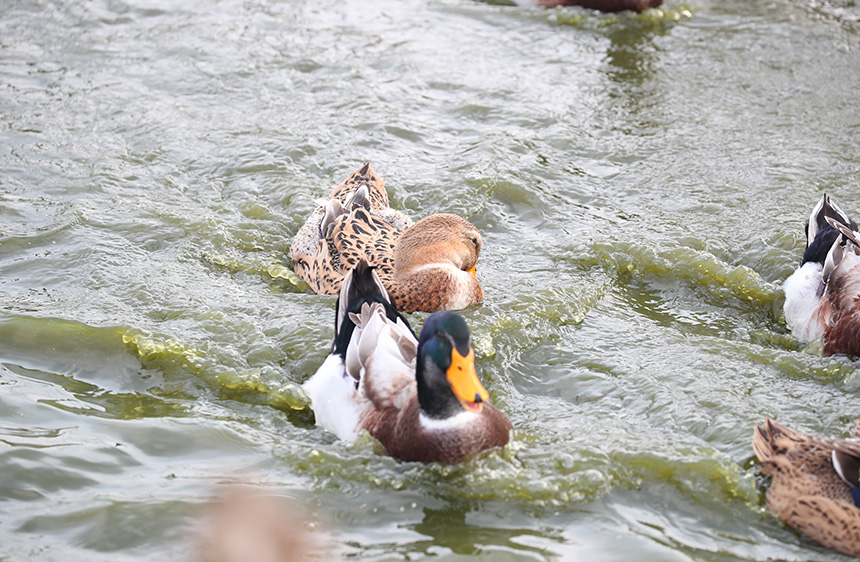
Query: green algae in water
591,239,780,312
550,4,694,29
0,315,310,412
122,328,311,411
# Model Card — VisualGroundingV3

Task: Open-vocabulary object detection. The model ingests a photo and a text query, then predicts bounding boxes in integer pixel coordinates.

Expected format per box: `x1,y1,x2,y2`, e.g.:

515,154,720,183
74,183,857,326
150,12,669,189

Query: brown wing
291,239,343,295
824,253,860,356
784,496,860,558
330,207,400,280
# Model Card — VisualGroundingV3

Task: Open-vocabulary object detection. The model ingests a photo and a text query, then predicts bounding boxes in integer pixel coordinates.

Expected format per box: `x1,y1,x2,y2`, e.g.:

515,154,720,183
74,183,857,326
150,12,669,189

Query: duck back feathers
822,251,860,356
291,165,410,296
753,418,860,558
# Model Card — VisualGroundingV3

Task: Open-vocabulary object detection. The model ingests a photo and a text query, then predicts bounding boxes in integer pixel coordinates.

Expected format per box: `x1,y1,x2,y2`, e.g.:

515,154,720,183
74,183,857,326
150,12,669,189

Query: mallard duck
302,260,512,463
290,163,483,313
753,418,860,558
512,0,662,13
783,194,860,356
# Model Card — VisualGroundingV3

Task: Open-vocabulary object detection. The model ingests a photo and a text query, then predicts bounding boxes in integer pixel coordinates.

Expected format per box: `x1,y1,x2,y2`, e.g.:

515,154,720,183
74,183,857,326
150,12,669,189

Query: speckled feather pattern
290,163,409,295
753,418,860,558
290,163,484,312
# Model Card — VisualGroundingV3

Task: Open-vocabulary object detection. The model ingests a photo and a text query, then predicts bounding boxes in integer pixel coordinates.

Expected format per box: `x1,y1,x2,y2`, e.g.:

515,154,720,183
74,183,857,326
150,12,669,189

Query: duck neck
415,356,463,421
389,265,481,313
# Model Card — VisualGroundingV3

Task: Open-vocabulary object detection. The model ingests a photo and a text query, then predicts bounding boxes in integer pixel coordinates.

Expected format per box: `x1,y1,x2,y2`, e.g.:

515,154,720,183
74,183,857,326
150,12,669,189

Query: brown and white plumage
784,194,860,356
290,163,483,313
302,261,512,463
753,418,860,558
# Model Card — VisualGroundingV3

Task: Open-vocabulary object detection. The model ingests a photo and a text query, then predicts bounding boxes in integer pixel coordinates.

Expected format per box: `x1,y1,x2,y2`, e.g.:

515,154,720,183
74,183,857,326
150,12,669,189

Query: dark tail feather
803,195,858,265
808,194,857,247
332,260,413,357
817,194,856,231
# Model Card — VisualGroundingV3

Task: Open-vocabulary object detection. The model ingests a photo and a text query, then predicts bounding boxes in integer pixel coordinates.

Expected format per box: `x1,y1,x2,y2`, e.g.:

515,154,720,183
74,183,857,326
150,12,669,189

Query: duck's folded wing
331,207,401,278
348,302,417,411
824,252,860,356
782,495,860,558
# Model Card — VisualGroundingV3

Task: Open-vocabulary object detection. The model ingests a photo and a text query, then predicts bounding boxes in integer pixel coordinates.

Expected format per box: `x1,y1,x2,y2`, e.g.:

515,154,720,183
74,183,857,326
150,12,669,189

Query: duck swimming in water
290,163,483,313
783,194,860,356
302,260,512,463
753,418,860,558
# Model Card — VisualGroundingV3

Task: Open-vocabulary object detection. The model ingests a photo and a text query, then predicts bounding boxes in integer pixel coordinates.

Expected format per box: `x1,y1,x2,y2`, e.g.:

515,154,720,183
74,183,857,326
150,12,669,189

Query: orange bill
466,264,477,278
447,347,489,408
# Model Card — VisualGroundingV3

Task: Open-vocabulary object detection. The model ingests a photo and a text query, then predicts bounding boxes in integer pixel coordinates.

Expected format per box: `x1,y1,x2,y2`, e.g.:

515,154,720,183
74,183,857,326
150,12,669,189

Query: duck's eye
471,237,478,246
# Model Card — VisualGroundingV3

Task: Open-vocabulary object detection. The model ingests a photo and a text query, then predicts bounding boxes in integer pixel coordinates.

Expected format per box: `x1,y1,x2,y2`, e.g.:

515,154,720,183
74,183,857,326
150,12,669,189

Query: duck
783,194,860,356
752,418,860,558
512,0,662,13
289,163,483,313
302,260,512,463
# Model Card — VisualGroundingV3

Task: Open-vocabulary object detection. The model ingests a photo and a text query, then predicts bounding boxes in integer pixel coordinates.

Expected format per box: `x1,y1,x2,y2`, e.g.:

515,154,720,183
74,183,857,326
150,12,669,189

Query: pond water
2,0,860,560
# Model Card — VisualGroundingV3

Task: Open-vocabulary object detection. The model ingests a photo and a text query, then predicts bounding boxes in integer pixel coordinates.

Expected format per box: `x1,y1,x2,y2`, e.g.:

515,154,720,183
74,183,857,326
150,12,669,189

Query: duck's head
415,311,489,419
394,214,482,278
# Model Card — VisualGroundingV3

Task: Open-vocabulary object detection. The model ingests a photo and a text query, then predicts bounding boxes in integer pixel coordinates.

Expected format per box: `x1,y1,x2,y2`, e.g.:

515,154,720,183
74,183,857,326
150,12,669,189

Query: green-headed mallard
302,260,511,463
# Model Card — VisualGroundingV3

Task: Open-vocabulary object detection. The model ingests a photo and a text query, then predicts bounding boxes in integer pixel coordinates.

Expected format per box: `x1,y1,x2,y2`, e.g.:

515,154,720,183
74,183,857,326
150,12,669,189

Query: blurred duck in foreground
753,418,860,558
290,163,483,313
198,488,316,562
512,0,662,12
784,194,860,356
302,260,512,463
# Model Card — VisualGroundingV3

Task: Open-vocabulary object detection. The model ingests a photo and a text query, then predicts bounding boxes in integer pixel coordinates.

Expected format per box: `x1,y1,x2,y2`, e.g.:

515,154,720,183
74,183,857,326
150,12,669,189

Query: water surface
3,0,860,559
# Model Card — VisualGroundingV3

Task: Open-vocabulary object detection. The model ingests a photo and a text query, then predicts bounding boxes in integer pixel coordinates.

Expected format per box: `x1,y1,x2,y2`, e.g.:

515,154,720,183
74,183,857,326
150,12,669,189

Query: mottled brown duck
290,163,483,313
753,418,860,558
302,261,512,463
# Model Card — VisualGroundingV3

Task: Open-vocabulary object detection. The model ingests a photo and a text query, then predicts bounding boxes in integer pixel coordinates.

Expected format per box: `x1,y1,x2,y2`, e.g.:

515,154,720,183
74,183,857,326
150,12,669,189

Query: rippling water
3,0,860,560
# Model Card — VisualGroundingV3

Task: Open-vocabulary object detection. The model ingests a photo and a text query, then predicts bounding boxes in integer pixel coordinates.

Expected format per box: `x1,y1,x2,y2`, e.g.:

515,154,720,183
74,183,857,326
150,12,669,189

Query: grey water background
3,0,860,559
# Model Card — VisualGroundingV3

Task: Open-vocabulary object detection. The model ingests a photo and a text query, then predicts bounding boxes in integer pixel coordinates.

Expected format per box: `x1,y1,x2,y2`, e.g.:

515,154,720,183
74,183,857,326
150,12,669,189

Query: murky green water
3,0,860,559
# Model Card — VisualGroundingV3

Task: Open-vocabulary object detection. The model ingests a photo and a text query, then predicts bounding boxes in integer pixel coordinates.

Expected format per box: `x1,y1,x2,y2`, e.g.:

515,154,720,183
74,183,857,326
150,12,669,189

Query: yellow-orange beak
466,264,477,279
447,347,489,412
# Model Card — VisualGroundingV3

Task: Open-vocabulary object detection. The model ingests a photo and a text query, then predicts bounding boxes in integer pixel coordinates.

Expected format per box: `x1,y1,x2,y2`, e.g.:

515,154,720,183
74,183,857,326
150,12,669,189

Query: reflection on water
409,500,564,557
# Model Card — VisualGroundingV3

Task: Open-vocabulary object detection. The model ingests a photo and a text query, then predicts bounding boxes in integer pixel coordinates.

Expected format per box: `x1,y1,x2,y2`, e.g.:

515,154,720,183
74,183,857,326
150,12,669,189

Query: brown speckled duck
290,163,483,313
302,261,512,463
753,418,860,558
